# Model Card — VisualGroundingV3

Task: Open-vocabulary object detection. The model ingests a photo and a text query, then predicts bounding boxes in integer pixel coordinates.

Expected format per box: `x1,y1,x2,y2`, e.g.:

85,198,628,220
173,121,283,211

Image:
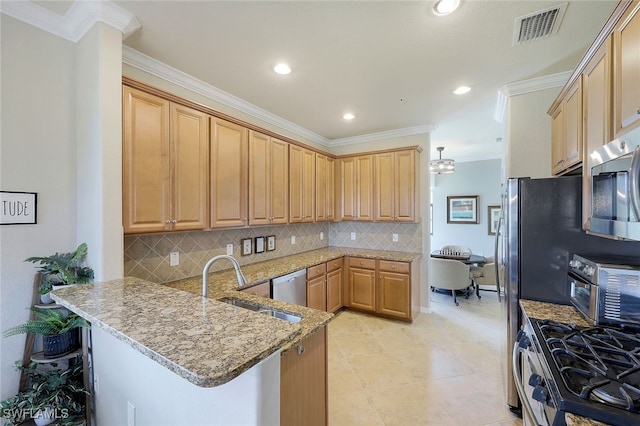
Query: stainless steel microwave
589,127,640,241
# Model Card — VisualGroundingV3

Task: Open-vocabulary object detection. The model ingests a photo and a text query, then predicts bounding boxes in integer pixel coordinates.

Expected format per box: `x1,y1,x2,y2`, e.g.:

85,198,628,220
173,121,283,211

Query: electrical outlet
320,232,324,240
392,233,398,242
226,243,233,256
291,235,296,244
350,232,356,240
127,402,135,426
170,251,179,266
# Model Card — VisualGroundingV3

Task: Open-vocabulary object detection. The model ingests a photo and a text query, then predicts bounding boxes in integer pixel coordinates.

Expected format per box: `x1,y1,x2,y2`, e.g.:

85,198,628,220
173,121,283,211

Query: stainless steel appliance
589,127,640,241
514,317,640,425
569,254,640,326
271,269,306,306
502,176,640,413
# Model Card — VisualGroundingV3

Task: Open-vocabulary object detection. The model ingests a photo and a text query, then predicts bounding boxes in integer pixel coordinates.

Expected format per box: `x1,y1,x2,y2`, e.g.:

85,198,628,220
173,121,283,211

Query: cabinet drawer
307,263,327,280
240,281,271,298
348,257,376,270
378,260,409,274
326,258,344,272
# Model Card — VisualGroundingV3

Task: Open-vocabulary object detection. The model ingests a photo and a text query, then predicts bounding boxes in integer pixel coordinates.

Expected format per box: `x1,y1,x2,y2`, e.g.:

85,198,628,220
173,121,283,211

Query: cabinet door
123,86,170,234
315,153,327,221
614,2,640,135
270,138,289,224
289,145,314,223
248,131,271,225
374,152,395,221
326,157,335,221
239,281,271,298
280,327,327,426
210,118,248,228
170,103,209,231
307,275,326,311
563,79,583,171
348,267,376,312
340,157,357,220
551,104,565,175
326,267,343,313
583,36,613,230
356,155,374,221
377,271,411,320
394,150,416,222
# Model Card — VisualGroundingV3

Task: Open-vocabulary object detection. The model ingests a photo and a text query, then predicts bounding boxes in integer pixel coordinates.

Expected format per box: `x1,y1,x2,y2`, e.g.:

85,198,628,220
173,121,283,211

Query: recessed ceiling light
453,86,471,95
343,113,355,120
273,63,291,75
433,0,461,16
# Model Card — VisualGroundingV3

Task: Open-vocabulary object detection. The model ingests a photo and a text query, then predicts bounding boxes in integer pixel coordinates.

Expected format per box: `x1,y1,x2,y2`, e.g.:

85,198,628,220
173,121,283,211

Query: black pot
43,329,79,357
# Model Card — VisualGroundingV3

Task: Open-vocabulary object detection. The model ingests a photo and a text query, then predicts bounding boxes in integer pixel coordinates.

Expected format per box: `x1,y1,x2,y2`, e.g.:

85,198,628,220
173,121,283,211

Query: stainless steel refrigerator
500,176,640,411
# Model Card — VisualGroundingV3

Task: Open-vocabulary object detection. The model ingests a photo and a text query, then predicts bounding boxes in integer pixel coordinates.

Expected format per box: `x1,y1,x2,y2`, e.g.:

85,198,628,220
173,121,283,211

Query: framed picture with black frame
447,195,479,224
255,236,265,254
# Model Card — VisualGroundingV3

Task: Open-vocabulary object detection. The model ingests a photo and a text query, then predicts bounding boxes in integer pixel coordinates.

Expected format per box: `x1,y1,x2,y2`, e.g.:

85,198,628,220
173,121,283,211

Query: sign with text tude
0,191,37,225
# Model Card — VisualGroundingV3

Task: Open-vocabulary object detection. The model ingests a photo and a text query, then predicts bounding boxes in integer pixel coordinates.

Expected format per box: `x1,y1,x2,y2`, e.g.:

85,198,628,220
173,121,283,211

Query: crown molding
493,70,572,123
123,46,438,147
326,124,436,147
0,0,140,43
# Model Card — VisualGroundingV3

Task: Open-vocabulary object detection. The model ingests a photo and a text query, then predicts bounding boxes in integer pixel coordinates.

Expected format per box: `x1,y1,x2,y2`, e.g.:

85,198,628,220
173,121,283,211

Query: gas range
526,318,640,425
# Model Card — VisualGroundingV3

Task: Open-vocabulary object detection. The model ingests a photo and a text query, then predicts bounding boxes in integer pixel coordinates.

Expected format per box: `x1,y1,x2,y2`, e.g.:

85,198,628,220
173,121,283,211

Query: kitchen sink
218,297,302,323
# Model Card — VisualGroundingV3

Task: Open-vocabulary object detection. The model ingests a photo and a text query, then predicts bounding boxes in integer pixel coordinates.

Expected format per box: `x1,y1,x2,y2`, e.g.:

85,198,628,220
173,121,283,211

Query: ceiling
39,1,618,161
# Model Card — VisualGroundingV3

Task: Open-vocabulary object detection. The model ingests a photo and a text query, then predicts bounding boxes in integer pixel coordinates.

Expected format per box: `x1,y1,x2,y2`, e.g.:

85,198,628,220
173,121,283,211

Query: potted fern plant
3,308,90,357
26,243,94,304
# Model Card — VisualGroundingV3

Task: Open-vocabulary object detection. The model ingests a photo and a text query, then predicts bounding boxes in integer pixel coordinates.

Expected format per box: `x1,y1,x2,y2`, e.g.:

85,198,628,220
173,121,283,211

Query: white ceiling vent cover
513,3,568,46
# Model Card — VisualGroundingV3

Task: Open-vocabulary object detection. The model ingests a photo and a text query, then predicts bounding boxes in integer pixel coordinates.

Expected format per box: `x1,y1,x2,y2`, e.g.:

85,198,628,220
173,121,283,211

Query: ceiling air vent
512,3,568,46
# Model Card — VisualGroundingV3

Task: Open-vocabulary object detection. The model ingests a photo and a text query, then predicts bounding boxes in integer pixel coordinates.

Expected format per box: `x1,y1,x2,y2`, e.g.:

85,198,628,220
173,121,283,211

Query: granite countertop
51,277,301,387
519,300,610,426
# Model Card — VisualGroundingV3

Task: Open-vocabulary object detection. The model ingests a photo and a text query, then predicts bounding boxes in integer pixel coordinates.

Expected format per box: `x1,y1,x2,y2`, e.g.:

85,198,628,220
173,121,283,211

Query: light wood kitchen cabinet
325,258,343,313
307,263,327,311
582,36,613,230
280,327,327,426
210,117,248,229
346,257,376,312
290,145,316,223
614,1,640,136
374,150,418,222
550,79,582,176
377,260,411,321
123,86,208,234
340,155,373,221
239,281,271,298
248,131,289,225
315,154,335,222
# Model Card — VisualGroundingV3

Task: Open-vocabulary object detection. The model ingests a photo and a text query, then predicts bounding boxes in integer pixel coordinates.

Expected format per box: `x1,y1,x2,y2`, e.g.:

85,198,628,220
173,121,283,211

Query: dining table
429,250,487,299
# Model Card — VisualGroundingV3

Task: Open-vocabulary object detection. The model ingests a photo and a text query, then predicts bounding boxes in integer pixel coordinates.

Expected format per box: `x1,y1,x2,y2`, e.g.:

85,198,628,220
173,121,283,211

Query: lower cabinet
280,326,327,426
326,258,343,313
346,257,415,321
307,263,327,311
239,281,271,298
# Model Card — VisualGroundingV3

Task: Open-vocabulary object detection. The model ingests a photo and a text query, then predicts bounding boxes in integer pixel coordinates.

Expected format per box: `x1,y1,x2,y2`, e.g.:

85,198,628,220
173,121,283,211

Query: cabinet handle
297,344,305,355
172,219,177,224
165,220,171,224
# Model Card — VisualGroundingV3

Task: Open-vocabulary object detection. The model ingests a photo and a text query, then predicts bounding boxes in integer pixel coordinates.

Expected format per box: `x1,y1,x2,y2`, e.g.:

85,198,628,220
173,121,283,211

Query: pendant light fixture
430,146,455,174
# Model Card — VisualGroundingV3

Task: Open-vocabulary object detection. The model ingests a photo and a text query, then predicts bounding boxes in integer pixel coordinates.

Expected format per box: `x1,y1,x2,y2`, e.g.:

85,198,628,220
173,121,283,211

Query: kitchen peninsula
51,247,420,425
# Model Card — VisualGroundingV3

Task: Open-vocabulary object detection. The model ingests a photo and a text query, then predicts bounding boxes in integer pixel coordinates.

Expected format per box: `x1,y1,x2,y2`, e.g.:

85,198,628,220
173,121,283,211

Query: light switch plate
291,235,296,245
320,232,324,240
170,251,179,266
350,232,356,240
392,233,398,242
226,243,233,256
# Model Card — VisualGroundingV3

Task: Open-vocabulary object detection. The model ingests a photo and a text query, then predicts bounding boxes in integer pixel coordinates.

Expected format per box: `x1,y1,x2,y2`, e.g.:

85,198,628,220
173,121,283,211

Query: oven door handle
512,341,542,426
630,145,640,220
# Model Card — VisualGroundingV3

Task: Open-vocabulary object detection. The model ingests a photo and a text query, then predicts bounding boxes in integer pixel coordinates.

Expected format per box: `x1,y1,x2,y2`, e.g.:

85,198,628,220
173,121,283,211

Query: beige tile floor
327,289,523,426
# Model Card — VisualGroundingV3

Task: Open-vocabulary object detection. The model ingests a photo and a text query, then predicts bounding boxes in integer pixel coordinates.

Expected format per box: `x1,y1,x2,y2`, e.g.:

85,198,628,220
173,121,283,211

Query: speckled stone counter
520,300,610,426
51,277,301,387
165,247,422,352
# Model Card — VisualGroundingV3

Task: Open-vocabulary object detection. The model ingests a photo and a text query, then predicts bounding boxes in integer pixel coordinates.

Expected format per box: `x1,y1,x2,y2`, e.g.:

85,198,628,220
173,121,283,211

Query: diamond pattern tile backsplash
124,222,422,283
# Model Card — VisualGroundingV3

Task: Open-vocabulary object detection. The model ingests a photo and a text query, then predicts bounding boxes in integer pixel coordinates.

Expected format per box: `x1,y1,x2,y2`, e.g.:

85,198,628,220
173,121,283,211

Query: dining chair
428,257,476,306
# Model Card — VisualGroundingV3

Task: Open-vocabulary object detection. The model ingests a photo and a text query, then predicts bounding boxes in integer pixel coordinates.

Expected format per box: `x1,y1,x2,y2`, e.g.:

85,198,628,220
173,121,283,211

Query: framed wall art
488,205,501,235
0,191,37,225
447,195,479,224
267,235,276,251
241,238,252,256
255,236,265,254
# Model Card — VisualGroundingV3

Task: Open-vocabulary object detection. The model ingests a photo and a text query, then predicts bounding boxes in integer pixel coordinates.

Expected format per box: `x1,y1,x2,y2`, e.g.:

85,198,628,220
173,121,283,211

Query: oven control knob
532,385,549,403
528,374,543,387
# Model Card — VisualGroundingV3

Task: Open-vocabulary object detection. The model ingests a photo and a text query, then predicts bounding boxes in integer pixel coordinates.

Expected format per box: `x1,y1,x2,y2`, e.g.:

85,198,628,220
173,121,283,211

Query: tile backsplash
124,222,422,283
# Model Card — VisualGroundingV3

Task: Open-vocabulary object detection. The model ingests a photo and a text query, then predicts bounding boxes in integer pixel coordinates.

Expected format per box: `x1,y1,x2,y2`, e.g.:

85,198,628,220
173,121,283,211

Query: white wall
430,159,502,258
505,87,560,179
0,15,78,400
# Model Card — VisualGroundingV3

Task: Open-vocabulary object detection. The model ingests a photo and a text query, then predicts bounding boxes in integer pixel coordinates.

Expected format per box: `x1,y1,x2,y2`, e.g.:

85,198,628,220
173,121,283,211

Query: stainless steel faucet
202,255,248,297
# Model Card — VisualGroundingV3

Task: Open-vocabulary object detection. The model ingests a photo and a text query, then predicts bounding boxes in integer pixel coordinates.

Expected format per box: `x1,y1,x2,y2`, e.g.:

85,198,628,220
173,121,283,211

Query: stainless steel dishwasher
271,269,307,306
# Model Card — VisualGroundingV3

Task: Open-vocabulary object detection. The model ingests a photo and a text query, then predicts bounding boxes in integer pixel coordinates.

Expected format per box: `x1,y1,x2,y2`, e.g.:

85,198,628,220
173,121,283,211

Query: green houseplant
3,308,90,357
0,361,87,426
25,243,94,304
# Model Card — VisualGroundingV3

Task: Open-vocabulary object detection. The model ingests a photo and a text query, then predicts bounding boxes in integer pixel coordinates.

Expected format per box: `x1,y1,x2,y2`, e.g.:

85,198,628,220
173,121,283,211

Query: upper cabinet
123,86,208,234
315,154,335,222
614,1,640,136
210,117,248,229
374,150,418,222
249,131,289,225
289,145,316,223
339,155,374,221
550,79,582,175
